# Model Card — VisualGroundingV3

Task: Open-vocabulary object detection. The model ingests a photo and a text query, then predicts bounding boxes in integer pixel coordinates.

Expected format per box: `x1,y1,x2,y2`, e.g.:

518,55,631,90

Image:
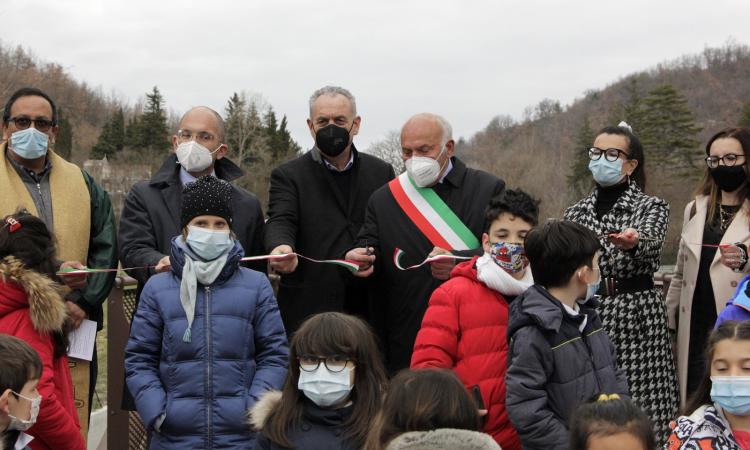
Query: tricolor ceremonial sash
388,172,479,251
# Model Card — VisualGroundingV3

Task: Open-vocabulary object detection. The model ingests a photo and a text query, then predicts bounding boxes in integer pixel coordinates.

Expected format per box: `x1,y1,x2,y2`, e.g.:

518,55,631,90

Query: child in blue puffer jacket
125,175,289,449
716,274,750,328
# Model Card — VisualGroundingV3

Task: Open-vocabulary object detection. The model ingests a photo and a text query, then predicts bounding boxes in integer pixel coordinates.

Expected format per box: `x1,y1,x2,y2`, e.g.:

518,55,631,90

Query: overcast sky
1,0,749,150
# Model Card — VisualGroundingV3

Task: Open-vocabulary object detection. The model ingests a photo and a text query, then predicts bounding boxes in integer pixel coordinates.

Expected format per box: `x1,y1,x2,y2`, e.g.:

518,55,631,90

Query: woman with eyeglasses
666,127,750,409
564,122,678,441
250,312,387,450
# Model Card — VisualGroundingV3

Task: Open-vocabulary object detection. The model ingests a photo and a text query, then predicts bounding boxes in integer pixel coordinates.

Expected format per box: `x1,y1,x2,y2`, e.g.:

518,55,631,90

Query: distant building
84,156,151,221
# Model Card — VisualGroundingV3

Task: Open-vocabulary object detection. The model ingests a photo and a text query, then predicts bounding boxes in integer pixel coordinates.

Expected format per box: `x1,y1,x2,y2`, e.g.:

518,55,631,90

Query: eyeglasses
8,117,55,132
176,129,216,144
705,154,745,169
298,355,354,373
588,147,629,162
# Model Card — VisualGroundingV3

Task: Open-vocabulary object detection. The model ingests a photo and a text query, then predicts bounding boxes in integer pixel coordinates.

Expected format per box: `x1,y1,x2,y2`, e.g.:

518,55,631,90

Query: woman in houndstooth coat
564,123,678,441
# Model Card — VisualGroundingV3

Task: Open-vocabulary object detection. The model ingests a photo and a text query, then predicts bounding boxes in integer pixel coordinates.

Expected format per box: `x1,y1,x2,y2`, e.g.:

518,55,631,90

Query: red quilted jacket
0,257,85,450
411,256,520,450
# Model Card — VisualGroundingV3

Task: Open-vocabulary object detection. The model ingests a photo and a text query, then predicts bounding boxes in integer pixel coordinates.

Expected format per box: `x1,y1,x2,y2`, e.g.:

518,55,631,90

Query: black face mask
315,124,352,157
710,165,748,192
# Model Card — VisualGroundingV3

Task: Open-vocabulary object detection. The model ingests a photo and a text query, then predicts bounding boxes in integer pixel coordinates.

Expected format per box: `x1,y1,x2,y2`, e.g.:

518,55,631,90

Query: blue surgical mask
585,268,600,301
711,376,750,415
589,157,624,187
186,226,232,261
10,127,49,159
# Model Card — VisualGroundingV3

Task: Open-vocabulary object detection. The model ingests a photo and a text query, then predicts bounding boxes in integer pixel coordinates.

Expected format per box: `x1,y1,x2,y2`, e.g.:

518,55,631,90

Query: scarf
475,253,533,297
179,250,228,343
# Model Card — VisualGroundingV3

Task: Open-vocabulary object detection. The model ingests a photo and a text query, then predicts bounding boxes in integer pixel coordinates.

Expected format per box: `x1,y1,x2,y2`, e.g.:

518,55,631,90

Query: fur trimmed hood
386,429,501,450
248,390,283,430
0,256,67,333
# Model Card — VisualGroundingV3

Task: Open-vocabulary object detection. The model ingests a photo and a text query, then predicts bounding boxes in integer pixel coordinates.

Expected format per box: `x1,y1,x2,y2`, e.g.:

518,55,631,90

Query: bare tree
364,130,404,174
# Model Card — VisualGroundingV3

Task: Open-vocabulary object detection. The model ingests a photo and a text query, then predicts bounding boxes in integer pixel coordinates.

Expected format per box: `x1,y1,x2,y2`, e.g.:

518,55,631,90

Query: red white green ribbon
393,248,472,270
57,253,361,276
241,254,361,272
388,173,480,251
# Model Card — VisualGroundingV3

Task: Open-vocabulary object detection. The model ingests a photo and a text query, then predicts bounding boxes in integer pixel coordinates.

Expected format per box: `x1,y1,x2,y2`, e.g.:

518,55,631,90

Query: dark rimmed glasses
298,355,354,373
588,147,629,162
8,116,55,132
705,154,745,169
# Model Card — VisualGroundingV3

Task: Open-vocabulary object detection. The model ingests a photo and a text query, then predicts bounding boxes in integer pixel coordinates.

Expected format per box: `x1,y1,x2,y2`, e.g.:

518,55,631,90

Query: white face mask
405,145,448,188
8,391,41,431
298,365,353,407
175,141,221,173
186,225,232,261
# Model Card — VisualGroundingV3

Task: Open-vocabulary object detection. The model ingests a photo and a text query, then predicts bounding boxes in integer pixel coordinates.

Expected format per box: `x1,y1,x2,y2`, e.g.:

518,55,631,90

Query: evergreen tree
225,92,249,165
139,86,170,151
55,108,73,160
640,84,702,169
739,102,750,128
263,106,281,159
277,115,300,158
567,116,595,199
111,108,125,151
91,108,126,159
125,115,144,149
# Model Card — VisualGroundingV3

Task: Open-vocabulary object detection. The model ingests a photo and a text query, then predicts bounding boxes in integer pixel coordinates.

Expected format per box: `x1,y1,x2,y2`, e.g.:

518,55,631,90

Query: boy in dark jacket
505,220,629,450
125,176,289,449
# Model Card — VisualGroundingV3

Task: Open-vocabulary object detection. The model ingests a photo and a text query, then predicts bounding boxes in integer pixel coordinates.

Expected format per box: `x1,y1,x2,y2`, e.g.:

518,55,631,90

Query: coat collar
442,157,467,188
510,284,599,335
149,154,244,188
576,180,642,217
0,256,67,333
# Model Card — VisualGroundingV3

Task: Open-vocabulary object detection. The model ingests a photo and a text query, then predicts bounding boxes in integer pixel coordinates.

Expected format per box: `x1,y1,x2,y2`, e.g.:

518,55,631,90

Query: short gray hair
402,112,453,145
309,86,357,117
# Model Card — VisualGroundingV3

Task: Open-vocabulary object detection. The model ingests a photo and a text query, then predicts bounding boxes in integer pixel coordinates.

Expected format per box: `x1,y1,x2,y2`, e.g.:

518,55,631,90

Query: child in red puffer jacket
0,211,85,450
411,189,539,450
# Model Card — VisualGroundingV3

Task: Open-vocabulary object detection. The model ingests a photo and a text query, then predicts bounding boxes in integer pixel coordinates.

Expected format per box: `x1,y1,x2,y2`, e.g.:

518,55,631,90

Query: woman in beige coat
666,127,750,407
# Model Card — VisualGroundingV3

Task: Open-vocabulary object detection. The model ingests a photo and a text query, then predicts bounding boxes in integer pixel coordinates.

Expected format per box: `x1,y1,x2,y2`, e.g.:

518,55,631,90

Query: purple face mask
489,242,527,274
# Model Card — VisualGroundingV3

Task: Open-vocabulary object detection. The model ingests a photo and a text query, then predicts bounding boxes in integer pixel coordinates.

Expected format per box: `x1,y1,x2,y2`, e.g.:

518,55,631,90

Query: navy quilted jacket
125,237,288,449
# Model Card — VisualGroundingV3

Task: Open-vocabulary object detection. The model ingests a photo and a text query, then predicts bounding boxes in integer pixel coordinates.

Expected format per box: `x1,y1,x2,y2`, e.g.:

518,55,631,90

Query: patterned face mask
489,242,527,274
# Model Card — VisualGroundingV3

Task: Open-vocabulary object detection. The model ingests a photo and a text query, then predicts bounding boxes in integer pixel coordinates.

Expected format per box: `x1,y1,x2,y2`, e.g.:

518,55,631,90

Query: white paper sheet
67,319,97,361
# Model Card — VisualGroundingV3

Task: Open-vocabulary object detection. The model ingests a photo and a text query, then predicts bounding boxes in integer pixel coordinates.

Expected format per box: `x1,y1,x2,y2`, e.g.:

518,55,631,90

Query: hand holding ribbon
608,228,639,250
58,261,88,289
344,247,376,278
393,248,472,271
269,245,298,274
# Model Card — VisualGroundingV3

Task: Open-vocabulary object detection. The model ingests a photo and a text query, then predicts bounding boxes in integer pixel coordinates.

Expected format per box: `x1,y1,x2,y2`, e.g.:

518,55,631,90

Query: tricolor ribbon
56,253,361,276
393,248,472,271
241,254,360,273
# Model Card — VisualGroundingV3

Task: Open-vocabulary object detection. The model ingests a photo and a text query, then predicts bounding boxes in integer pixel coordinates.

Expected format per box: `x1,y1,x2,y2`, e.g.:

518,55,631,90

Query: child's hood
507,284,598,338
0,256,67,333
247,390,283,430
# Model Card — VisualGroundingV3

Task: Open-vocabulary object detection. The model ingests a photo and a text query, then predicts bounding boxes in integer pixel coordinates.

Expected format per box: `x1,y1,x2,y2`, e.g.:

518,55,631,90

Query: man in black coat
264,86,395,335
346,113,505,373
119,106,266,299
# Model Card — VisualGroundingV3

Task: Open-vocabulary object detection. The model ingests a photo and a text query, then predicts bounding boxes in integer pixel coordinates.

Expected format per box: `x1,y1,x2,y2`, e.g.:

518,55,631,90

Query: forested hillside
456,42,750,263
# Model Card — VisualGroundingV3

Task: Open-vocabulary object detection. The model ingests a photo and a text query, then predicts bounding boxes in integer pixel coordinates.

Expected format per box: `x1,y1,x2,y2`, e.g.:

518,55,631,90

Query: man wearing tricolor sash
0,87,117,440
346,113,504,373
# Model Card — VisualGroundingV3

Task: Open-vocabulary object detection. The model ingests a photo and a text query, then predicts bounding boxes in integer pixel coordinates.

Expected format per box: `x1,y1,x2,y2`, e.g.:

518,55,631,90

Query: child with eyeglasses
250,312,388,450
